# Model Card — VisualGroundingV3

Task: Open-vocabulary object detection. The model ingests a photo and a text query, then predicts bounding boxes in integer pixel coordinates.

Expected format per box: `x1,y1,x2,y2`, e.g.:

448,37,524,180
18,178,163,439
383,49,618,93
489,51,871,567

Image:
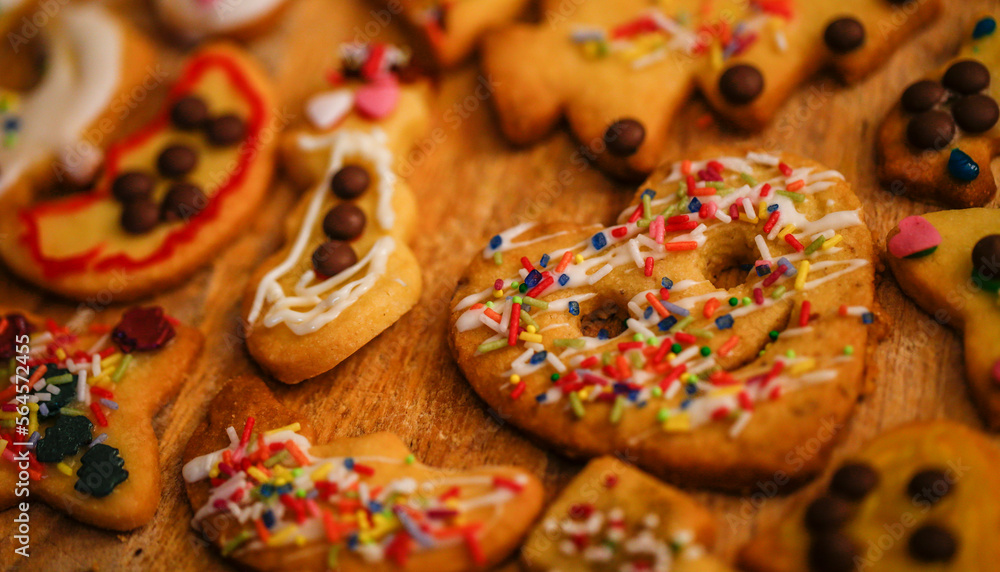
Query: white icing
247,129,398,335
305,89,354,130
0,5,122,195
155,0,288,39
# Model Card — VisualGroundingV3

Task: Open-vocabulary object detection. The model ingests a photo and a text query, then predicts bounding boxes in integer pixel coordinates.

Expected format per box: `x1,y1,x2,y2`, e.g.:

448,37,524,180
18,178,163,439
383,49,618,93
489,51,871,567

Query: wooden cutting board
1,0,996,569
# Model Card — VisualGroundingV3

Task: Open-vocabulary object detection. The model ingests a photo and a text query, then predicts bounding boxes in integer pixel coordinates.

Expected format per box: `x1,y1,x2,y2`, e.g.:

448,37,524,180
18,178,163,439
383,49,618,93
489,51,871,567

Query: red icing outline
20,52,269,279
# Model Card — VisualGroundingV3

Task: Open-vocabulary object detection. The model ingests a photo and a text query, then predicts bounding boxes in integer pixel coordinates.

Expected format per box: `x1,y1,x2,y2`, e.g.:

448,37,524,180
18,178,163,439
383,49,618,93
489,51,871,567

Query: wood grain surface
1,0,997,569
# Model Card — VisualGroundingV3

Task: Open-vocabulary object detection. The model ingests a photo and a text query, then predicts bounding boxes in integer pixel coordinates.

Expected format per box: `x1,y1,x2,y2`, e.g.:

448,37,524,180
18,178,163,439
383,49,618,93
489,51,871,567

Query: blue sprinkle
568,301,580,316
558,273,570,286
89,433,108,448
778,257,797,276
680,399,692,410
657,316,678,331
756,265,771,277
344,457,355,470
525,269,542,288
598,329,610,340
100,398,119,410
688,198,702,213
529,351,548,365
263,510,276,528
278,484,293,495
644,306,654,319
489,235,502,249
973,17,997,39
27,432,40,447
948,148,980,182
539,254,550,268
628,390,640,401
348,533,360,549
636,400,648,408
685,384,697,395
260,484,275,497
862,312,874,324
535,393,548,403
39,403,49,416
3,117,19,131
592,232,607,250
715,315,734,329
641,188,656,200
767,203,779,213
368,501,383,513
613,383,630,393
661,277,673,289
663,302,690,317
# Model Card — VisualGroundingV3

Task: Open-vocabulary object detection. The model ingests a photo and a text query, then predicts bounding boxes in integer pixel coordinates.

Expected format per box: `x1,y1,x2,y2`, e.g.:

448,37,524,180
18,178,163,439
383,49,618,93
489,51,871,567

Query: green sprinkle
699,346,711,357
569,392,586,418
843,345,855,356
785,350,796,358
601,352,612,366
742,297,752,306
706,181,726,190
657,408,670,422
776,190,806,203
740,172,757,186
689,328,713,340
46,373,75,385
553,338,586,349
716,187,735,197
296,489,307,498
222,531,253,556
264,449,290,467
632,333,643,342
609,396,626,425
404,454,415,465
111,354,133,383
519,310,538,330
636,218,651,228
59,407,85,416
804,236,826,255
647,336,659,346
769,330,779,341
522,296,548,310
671,343,682,353
519,283,528,293
485,301,494,309
550,373,560,382
642,193,653,222
771,285,787,299
477,339,508,354
327,545,340,569
493,251,503,265
651,386,663,398
629,352,644,368
674,316,694,331
511,281,519,288
513,296,523,304
728,297,739,307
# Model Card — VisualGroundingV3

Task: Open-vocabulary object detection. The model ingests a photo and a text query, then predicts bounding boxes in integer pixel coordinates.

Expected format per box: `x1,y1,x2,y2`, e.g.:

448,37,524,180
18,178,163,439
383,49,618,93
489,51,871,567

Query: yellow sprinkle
0,439,7,455
265,422,301,436
821,234,843,250
509,374,521,384
526,325,537,334
667,353,677,361
662,412,692,432
57,462,73,476
55,348,67,361
795,261,810,290
582,41,602,59
356,510,370,531
0,413,17,420
710,43,723,70
709,385,744,398
209,466,220,479
574,254,584,264
247,467,269,483
294,535,306,547
519,332,543,344
445,498,460,510
757,201,768,220
579,387,592,400
492,290,503,298
680,373,692,382
273,478,288,487
777,224,797,240
788,358,817,376
101,353,122,369
311,462,333,482
267,525,297,546
27,403,38,412
28,409,37,436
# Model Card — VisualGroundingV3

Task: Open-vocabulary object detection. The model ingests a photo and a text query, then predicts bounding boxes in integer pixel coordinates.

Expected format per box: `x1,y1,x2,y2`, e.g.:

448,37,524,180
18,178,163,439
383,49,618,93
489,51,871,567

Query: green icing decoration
35,415,93,463
74,444,128,498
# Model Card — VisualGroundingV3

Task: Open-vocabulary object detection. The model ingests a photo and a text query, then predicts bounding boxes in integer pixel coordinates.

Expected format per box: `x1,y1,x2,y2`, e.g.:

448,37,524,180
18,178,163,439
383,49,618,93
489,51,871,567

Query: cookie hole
704,236,758,291
580,299,629,339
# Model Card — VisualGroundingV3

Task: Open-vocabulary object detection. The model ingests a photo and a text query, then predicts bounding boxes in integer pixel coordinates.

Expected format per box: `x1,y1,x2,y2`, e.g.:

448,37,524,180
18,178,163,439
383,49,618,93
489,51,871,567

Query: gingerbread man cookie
450,147,878,490
0,4,156,198
154,0,293,41
522,456,732,571
887,209,1000,429
243,44,427,383
0,43,279,301
0,306,202,530
183,375,544,571
373,0,531,68
740,420,1000,572
878,16,1000,208
482,0,941,179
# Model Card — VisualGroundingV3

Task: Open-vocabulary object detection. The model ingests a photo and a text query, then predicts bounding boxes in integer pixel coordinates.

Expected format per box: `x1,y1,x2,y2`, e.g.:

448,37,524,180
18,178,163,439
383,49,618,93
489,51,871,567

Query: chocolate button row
311,165,373,277
903,60,997,150
171,95,248,147
118,175,207,234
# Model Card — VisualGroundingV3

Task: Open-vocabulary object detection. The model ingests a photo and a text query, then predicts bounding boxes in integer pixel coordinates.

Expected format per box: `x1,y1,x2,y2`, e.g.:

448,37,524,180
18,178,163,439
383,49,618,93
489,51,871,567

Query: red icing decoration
354,74,400,120
0,314,32,359
111,306,176,353
19,52,269,279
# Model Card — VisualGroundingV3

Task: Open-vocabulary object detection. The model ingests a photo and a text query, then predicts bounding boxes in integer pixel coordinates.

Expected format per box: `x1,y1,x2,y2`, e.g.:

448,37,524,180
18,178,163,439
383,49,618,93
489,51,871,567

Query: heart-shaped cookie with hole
242,44,427,383
0,305,202,530
740,420,1000,572
0,42,278,301
450,147,878,491
183,374,544,571
887,208,1000,429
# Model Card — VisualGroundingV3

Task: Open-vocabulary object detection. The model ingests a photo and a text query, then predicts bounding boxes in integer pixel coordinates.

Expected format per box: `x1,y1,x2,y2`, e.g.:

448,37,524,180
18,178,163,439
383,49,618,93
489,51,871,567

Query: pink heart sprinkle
889,215,942,259
354,75,400,120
